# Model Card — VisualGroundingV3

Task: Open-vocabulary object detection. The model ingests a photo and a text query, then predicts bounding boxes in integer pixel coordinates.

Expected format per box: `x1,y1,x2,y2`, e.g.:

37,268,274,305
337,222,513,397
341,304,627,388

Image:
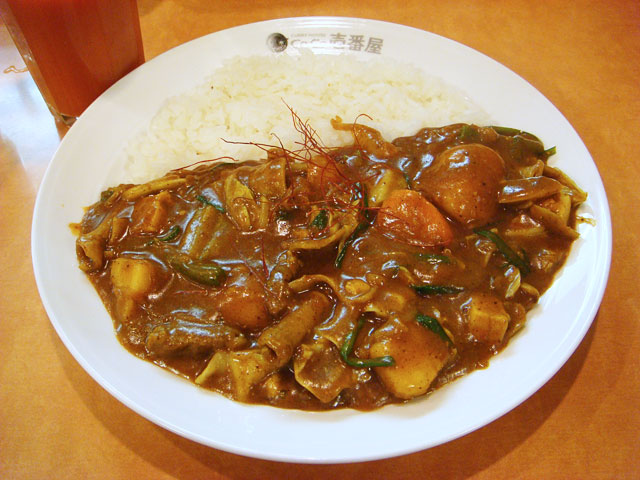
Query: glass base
46,103,77,126
57,112,77,126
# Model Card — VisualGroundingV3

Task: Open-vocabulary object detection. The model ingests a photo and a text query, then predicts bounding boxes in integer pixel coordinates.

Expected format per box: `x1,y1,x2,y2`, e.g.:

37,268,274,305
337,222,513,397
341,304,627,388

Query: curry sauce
75,119,586,410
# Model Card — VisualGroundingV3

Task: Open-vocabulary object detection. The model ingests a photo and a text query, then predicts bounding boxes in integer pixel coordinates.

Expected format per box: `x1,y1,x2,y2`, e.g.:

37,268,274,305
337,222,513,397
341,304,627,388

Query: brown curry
74,117,586,410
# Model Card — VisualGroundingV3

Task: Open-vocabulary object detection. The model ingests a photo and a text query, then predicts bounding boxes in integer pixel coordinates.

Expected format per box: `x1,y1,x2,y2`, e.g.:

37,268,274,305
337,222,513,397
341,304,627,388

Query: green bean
416,314,452,344
491,126,540,141
411,284,464,295
157,225,182,242
359,183,372,222
196,195,225,213
403,172,412,189
342,356,396,368
334,222,369,268
100,188,115,202
335,183,372,268
310,209,328,229
459,124,479,141
340,317,395,368
169,256,227,286
491,126,547,160
474,228,531,275
512,135,545,155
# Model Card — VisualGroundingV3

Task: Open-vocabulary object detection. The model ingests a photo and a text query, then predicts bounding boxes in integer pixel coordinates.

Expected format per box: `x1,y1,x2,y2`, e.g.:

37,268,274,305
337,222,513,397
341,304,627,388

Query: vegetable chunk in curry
74,118,587,410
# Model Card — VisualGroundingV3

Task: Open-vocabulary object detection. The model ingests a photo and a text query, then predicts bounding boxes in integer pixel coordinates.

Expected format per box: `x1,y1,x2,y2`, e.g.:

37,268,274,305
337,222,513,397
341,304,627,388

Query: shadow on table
54,313,598,480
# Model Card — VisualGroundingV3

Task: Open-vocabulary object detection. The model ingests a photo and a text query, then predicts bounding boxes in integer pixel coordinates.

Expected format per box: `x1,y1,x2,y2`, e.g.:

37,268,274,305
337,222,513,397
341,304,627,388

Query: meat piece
129,190,173,235
146,317,248,357
307,155,348,189
195,292,332,401
76,214,114,272
223,173,270,231
293,338,356,403
498,176,563,204
331,117,399,158
265,250,302,315
248,157,287,198
258,291,332,362
180,204,230,259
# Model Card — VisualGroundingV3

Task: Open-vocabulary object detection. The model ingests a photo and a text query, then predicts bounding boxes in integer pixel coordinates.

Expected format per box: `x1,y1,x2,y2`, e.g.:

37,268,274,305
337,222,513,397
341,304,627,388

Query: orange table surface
1,1,638,478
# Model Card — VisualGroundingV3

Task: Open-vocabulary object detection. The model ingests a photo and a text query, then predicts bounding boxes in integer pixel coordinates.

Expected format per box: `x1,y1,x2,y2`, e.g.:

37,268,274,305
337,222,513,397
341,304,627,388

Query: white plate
32,17,611,463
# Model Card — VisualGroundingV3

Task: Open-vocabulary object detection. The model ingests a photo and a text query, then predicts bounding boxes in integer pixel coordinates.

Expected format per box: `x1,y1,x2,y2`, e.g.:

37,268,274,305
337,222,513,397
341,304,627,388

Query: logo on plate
267,33,288,52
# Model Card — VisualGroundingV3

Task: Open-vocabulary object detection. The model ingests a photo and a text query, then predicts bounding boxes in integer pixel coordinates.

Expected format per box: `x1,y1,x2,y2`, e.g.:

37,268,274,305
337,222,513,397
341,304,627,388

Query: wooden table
1,1,638,478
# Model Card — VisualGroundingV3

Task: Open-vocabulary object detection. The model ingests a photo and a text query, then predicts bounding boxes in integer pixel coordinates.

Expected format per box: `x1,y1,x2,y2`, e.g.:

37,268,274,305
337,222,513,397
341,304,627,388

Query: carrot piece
375,189,453,246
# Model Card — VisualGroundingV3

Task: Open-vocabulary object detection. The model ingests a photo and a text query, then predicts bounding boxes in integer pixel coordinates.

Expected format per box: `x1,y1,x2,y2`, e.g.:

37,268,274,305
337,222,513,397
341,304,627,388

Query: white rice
122,51,489,183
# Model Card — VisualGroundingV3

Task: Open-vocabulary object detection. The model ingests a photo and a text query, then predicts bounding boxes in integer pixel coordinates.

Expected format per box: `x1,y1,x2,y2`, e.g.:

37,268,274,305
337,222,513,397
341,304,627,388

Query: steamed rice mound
123,52,488,183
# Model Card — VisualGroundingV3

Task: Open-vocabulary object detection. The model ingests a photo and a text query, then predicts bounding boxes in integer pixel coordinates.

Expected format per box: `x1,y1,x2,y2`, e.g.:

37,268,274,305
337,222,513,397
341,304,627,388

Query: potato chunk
370,316,452,399
223,173,271,231
419,144,505,226
217,283,271,331
368,168,407,206
110,257,159,320
110,257,158,301
465,292,510,344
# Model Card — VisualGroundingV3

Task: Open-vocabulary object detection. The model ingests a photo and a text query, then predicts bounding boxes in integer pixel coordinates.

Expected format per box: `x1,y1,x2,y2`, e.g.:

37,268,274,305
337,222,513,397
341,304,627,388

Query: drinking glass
0,0,145,125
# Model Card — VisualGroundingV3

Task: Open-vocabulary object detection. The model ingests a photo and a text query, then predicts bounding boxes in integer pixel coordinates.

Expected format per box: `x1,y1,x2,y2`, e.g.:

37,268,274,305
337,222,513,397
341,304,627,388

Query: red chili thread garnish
186,103,393,272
